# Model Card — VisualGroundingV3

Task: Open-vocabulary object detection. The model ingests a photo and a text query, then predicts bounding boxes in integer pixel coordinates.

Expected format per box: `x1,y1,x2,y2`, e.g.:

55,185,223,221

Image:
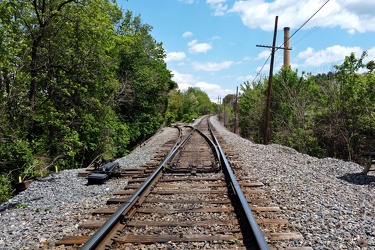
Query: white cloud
206,0,228,16
346,0,375,17
297,45,363,68
257,50,271,60
165,52,186,62
192,61,234,71
236,74,255,82
366,47,375,62
206,0,226,4
197,81,233,102
210,36,221,40
171,70,196,89
255,64,270,76
187,39,213,54
229,0,375,33
196,81,222,91
182,31,193,38
179,0,194,4
172,70,234,102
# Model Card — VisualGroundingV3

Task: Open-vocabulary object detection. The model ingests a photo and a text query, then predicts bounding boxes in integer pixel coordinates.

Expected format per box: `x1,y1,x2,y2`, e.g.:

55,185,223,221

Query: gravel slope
0,116,374,249
210,116,374,249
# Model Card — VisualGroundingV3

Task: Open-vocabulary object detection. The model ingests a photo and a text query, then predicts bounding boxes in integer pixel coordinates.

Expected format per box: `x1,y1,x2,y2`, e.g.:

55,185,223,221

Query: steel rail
168,125,220,172
166,125,183,158
208,119,270,250
80,127,195,250
194,127,221,169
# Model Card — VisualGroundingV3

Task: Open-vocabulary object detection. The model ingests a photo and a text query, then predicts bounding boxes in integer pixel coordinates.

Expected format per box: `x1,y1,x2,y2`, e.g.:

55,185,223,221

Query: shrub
0,173,13,203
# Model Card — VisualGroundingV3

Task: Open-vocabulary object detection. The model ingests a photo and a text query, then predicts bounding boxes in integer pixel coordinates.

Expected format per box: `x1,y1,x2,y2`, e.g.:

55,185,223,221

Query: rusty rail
80,126,197,249
208,119,269,250
80,118,269,249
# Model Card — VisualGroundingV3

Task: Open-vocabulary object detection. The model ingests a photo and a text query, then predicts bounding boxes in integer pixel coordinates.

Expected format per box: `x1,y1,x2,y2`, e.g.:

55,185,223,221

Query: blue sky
117,0,375,102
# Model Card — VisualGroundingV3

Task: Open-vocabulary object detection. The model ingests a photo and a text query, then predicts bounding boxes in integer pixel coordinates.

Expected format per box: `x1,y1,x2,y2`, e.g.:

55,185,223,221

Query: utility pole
256,16,291,145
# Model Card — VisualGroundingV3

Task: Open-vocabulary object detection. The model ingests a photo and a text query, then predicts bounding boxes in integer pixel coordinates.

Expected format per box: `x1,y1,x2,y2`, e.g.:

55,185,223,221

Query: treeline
0,0,214,201
166,87,215,125
238,52,375,163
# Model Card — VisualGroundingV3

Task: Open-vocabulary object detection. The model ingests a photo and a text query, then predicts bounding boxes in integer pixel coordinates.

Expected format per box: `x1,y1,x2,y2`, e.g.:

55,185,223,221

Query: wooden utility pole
256,16,291,145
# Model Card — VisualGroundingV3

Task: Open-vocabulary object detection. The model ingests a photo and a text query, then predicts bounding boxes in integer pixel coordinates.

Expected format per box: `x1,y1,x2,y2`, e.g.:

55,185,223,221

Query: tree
0,0,129,173
165,90,183,125
270,68,322,155
0,1,179,200
238,80,267,143
179,87,212,122
315,51,375,161
238,51,375,164
116,11,177,146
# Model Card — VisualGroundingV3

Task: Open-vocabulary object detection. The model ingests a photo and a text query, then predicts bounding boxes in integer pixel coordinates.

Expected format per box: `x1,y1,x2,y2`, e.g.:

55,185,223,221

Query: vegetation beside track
226,52,375,165
1,0,373,204
0,1,215,201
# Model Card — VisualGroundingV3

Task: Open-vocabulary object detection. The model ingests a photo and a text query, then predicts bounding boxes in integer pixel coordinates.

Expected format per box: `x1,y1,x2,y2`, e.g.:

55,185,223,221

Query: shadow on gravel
0,202,21,212
0,197,43,212
338,173,375,186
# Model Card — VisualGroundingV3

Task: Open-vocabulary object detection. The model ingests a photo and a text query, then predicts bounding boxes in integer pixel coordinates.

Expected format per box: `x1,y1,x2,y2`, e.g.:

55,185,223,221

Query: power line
289,0,330,40
286,0,309,27
251,54,271,84
277,0,330,51
251,0,332,85
292,0,350,47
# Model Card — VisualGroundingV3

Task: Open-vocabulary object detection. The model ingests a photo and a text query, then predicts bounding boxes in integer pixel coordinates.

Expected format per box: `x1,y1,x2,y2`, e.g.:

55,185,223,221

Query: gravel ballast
0,116,374,249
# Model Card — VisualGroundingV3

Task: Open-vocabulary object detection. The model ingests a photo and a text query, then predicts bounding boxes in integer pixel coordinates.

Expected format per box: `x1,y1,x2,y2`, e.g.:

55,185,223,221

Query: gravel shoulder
210,116,375,249
0,116,374,249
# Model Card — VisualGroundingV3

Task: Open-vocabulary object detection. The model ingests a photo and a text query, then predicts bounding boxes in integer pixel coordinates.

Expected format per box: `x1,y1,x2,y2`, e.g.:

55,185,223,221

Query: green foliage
270,68,322,154
0,173,12,203
181,87,213,122
238,80,266,142
238,52,375,164
314,51,375,161
45,206,53,211
0,139,34,172
0,1,175,183
165,87,214,124
13,204,28,209
220,94,236,129
165,90,183,125
116,11,177,147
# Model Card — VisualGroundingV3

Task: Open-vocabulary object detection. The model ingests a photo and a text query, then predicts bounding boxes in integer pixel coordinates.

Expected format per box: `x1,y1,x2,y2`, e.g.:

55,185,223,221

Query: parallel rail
80,126,190,250
57,116,271,249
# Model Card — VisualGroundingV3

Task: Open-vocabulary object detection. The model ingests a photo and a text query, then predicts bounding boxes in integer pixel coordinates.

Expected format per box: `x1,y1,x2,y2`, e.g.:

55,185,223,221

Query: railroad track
56,116,309,249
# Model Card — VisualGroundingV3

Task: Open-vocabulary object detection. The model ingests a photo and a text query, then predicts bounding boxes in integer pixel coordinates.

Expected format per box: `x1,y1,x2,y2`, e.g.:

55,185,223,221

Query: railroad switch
87,161,120,185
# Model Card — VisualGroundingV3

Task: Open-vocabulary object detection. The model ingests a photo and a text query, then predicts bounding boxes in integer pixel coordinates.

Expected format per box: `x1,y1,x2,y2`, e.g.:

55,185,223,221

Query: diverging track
56,116,306,250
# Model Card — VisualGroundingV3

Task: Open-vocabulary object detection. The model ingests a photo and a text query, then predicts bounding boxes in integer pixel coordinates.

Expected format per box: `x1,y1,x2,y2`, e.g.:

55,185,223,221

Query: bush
0,173,13,203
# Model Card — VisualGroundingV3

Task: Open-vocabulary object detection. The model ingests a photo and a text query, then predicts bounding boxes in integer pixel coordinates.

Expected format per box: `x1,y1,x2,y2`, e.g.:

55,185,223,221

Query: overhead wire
291,0,350,47
251,0,345,83
252,1,331,82
289,0,353,73
276,0,331,51
290,0,330,41
251,53,271,84
249,0,305,85
284,0,310,31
